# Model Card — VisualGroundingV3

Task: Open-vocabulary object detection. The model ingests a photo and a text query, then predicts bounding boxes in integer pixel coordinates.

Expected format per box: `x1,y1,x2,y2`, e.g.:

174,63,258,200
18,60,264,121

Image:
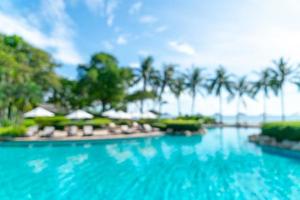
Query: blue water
1,128,300,200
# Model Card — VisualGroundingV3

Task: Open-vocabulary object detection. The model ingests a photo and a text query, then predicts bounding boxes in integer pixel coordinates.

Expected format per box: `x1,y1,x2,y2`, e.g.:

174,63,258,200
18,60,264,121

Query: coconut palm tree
269,57,294,121
230,76,251,125
251,68,278,122
136,56,154,113
185,67,206,115
149,69,161,110
208,66,234,124
157,64,175,114
170,74,186,116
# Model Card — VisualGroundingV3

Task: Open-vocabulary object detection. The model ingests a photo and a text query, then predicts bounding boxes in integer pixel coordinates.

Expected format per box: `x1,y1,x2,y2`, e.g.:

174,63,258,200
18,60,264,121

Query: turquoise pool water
1,128,300,199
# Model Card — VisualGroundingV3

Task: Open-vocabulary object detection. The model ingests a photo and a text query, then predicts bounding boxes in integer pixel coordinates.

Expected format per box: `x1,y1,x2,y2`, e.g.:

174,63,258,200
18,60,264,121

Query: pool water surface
0,128,300,200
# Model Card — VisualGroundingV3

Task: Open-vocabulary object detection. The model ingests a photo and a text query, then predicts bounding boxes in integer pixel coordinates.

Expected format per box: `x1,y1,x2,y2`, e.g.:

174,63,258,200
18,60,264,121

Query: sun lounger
83,126,93,136
68,126,78,136
142,124,152,133
121,125,131,134
132,122,140,129
108,123,121,134
25,126,39,137
40,126,55,137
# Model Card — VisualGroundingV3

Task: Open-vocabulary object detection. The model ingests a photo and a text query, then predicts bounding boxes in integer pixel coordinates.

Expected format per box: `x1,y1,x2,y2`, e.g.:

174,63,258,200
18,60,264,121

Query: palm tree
251,68,277,122
230,76,251,125
185,67,206,115
269,57,294,121
208,66,234,124
157,64,175,114
170,74,186,116
136,56,154,113
149,69,161,110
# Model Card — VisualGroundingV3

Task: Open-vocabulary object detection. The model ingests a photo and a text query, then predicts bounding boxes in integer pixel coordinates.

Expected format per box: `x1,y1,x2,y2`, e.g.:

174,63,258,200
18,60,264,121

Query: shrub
34,116,69,130
0,126,26,137
262,121,300,141
162,119,202,132
86,118,111,127
177,115,216,124
113,119,133,126
23,119,37,127
0,119,15,127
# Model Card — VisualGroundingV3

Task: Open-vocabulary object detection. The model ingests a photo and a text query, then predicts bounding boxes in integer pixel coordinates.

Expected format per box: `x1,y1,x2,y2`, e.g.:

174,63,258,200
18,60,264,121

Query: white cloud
103,41,114,50
84,0,104,14
138,50,151,56
0,3,82,65
129,2,142,15
129,62,139,68
139,15,157,24
155,25,167,33
168,41,196,55
116,35,127,45
105,0,118,26
40,0,82,64
83,0,118,27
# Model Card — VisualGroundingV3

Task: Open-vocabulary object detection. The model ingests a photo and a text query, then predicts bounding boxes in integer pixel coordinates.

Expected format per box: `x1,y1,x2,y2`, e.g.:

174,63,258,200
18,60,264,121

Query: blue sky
1,0,300,116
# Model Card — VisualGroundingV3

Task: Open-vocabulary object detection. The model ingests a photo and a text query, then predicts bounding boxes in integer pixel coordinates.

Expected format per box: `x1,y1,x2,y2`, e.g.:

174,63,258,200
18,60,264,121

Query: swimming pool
0,128,300,199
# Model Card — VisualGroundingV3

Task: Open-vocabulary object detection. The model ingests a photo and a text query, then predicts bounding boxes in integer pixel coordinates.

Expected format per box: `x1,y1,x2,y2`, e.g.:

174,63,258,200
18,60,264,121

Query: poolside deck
1,129,164,143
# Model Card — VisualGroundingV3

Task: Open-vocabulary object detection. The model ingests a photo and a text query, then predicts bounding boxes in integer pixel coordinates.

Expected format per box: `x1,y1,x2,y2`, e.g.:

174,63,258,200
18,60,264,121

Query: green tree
208,66,234,124
0,34,58,120
269,58,294,121
170,74,186,116
185,67,206,115
251,68,278,122
157,64,175,114
230,76,251,124
78,52,127,112
47,78,82,112
135,56,154,113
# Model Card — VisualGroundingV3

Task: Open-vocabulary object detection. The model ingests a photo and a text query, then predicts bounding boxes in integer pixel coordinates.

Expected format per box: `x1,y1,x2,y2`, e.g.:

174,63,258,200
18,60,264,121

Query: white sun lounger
143,124,152,133
40,126,55,137
83,126,93,136
68,126,78,136
25,126,39,137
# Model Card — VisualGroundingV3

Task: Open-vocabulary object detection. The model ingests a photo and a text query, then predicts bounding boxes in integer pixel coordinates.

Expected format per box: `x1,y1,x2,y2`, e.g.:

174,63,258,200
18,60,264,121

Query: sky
1,0,300,116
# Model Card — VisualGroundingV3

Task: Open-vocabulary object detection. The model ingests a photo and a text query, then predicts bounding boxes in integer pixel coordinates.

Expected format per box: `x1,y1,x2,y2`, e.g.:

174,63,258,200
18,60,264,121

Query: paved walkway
3,130,164,143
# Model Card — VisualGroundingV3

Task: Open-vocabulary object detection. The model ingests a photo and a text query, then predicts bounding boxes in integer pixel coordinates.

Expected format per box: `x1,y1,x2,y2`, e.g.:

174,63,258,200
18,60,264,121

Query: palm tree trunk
281,87,285,121
141,79,147,114
263,93,267,123
236,96,240,125
140,100,144,113
177,96,181,116
219,92,223,124
191,94,195,115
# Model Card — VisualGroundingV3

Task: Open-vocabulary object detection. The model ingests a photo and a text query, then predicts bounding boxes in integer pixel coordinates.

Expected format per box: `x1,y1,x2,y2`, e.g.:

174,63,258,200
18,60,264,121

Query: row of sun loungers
25,123,157,138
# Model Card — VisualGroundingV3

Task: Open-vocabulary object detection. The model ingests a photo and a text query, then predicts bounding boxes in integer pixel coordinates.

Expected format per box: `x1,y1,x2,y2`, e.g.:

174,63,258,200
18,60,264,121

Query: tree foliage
0,34,59,120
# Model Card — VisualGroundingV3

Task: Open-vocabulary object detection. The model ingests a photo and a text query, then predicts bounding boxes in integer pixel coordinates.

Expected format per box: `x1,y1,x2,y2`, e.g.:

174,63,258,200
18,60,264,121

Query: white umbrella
141,112,157,119
102,110,118,118
116,111,132,119
103,110,132,119
24,107,54,118
66,110,93,119
131,112,142,120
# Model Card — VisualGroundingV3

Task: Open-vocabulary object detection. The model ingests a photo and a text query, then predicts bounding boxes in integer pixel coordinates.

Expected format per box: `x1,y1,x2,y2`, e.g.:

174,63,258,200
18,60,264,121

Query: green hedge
23,119,37,127
0,126,26,137
176,115,216,124
162,119,202,132
60,118,111,128
34,116,69,130
262,121,300,141
27,117,111,129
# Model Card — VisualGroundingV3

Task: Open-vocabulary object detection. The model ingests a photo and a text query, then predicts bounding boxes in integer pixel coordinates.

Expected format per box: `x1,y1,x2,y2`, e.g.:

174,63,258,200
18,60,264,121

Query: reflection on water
1,128,300,200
